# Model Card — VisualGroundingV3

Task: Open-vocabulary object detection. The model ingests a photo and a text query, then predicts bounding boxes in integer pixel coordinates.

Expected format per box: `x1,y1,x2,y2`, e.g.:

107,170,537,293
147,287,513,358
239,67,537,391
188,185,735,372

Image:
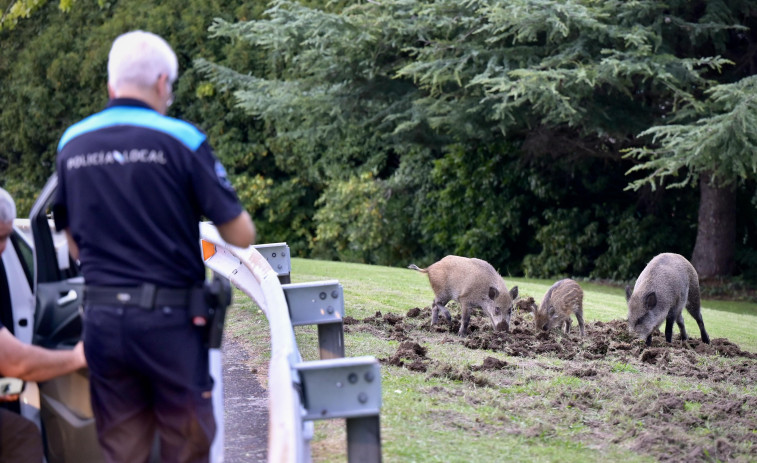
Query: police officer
0,187,88,463
53,31,256,463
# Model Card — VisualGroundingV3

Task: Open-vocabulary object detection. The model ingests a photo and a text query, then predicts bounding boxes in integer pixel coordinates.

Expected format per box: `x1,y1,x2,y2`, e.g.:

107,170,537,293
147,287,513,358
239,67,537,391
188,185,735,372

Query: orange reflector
201,240,216,261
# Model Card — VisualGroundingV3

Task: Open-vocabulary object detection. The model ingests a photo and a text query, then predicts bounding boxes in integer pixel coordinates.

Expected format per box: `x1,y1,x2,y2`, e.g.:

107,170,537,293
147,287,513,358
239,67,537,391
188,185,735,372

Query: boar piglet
626,253,710,347
408,255,518,336
532,279,585,336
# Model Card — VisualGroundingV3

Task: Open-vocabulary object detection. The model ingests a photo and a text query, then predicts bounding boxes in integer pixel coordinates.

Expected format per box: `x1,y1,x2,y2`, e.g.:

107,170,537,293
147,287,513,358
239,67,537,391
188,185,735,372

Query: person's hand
0,394,19,402
73,340,87,369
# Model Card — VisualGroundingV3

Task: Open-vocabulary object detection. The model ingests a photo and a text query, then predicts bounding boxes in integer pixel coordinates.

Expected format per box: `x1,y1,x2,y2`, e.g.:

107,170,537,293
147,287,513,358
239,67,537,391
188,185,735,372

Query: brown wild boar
531,279,585,336
408,255,518,336
626,253,710,347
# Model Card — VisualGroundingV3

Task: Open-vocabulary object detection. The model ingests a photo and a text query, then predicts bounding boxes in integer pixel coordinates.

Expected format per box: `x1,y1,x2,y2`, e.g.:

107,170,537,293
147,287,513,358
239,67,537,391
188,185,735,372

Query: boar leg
575,311,585,337
692,313,710,344
645,334,652,346
676,312,689,341
431,302,440,325
685,303,710,344
697,321,711,344
664,313,677,343
439,305,452,322
458,303,472,336
564,318,572,334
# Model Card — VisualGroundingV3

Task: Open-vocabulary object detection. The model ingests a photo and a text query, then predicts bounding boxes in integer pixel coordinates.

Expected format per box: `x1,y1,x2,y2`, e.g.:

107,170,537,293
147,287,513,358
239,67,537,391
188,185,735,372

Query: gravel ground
223,337,268,463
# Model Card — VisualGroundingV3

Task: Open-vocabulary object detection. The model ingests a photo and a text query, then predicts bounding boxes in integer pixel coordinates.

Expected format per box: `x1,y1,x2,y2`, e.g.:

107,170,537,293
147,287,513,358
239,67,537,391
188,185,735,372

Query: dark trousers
84,304,216,463
0,408,44,463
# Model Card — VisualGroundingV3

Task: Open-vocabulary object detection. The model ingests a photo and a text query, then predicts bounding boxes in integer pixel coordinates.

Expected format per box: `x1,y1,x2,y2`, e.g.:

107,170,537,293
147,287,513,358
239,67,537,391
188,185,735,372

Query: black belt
84,284,192,309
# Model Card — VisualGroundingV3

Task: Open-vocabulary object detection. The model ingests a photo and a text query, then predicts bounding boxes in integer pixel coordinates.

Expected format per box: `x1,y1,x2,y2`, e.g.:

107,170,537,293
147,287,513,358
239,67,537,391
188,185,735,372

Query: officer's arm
216,211,256,248
0,327,87,382
64,228,79,261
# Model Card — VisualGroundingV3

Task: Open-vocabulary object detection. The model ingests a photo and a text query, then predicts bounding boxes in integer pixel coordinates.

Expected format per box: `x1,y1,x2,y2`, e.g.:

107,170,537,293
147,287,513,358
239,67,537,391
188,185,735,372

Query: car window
11,231,34,290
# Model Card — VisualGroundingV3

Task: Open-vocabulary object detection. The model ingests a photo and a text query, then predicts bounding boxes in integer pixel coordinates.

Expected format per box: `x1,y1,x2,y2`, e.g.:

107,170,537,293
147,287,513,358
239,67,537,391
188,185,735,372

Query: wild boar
532,279,585,336
408,255,518,336
626,253,710,347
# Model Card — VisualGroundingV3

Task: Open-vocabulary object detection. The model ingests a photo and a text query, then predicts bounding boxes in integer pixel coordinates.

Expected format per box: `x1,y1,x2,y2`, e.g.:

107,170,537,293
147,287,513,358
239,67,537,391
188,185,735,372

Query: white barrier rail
199,223,306,462
199,223,382,463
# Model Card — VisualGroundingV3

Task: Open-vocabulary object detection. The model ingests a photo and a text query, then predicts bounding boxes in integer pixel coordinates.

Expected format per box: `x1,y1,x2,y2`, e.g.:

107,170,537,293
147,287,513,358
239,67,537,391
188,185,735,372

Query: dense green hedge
0,0,266,211
2,0,755,284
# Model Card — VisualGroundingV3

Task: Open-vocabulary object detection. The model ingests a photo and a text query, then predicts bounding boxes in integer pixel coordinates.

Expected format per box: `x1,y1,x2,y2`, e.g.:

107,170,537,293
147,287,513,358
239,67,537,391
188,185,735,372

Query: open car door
29,174,104,463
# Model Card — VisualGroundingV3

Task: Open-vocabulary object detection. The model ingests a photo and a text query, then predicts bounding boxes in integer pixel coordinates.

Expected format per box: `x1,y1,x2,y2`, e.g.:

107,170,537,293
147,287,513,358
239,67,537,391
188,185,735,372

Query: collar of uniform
106,98,156,111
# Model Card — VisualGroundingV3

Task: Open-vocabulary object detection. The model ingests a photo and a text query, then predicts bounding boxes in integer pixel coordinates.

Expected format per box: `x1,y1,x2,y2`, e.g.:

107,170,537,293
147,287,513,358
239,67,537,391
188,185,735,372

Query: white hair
0,187,16,223
107,30,178,92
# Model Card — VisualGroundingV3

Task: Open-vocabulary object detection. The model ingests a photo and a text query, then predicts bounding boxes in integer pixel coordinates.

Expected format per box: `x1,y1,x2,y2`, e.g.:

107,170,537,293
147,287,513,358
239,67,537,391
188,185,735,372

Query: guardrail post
316,323,344,360
346,416,382,463
253,242,291,284
200,226,383,462
295,357,382,462
283,281,345,360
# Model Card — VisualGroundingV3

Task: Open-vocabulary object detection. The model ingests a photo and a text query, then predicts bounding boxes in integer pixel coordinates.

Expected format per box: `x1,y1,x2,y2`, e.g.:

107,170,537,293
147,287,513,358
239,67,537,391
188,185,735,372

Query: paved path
223,337,268,463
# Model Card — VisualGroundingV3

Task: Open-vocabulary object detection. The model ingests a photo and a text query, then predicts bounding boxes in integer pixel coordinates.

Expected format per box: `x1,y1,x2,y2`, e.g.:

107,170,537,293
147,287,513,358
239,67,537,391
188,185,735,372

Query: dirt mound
406,307,422,318
380,342,511,385
359,311,411,341
470,356,509,371
640,348,669,365
693,337,757,358
426,363,492,387
355,303,757,462
380,341,430,372
359,305,757,388
361,307,755,363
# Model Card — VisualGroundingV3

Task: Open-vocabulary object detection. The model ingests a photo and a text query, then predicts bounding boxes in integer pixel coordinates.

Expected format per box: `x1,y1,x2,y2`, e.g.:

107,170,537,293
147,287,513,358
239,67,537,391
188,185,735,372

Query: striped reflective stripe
58,106,206,152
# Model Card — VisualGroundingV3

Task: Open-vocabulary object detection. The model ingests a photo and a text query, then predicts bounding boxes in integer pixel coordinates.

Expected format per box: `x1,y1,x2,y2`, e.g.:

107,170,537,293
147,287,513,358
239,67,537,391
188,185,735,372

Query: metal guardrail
283,281,345,360
198,223,382,462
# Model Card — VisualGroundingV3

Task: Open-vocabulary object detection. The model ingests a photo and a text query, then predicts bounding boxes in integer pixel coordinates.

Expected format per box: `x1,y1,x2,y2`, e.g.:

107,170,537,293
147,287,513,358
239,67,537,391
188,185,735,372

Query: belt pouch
206,277,232,348
188,287,209,324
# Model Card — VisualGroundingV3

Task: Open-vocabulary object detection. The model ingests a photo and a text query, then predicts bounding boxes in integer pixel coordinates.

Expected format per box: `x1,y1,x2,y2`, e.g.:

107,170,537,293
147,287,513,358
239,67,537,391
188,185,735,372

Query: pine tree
202,0,757,276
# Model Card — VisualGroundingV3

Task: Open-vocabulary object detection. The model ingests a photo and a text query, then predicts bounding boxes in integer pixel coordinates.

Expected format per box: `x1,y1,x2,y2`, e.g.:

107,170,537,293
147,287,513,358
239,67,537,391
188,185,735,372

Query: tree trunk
691,173,736,279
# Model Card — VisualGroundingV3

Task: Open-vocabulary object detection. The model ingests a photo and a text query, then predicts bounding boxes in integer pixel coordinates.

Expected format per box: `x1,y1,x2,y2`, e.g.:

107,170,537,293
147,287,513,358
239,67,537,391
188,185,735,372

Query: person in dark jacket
54,30,256,463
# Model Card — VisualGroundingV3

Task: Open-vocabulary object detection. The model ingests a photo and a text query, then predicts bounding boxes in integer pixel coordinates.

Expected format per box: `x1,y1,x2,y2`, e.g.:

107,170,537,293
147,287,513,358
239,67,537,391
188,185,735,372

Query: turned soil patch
346,305,757,462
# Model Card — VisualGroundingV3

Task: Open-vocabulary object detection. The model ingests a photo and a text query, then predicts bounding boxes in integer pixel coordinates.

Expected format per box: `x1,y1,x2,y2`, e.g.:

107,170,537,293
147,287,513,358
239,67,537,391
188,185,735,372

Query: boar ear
644,292,657,309
509,286,519,299
625,285,632,301
488,286,499,300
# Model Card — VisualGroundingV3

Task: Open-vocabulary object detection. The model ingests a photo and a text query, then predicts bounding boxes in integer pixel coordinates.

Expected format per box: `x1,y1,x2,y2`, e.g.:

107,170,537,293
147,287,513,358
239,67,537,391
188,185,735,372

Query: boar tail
407,264,428,273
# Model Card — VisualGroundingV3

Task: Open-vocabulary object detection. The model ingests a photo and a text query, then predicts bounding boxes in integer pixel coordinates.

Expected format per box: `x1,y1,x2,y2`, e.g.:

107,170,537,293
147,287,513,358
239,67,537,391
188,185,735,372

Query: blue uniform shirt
54,98,243,287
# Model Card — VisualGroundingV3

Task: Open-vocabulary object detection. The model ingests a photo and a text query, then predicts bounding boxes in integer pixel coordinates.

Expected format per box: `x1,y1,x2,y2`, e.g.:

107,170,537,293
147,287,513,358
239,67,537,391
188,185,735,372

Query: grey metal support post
296,357,382,462
283,281,345,359
347,416,382,463
317,323,345,360
253,242,291,284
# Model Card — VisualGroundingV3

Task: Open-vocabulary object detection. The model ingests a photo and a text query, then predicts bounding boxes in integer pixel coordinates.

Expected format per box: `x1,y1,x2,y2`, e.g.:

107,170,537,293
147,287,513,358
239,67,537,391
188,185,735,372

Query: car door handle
57,290,78,306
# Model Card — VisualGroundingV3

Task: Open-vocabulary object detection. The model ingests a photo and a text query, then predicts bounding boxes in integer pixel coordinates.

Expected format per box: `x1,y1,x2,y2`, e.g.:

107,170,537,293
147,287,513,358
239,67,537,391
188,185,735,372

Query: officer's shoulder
152,114,208,152
59,108,208,153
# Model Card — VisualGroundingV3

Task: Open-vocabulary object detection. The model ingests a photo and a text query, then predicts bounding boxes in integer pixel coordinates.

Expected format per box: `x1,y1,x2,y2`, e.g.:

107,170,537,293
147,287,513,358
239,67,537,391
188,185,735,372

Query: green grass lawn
227,257,757,463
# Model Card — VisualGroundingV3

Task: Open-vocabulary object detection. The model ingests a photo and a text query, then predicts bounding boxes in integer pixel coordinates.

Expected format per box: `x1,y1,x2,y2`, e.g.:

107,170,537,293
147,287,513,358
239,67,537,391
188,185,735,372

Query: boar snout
495,320,509,332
